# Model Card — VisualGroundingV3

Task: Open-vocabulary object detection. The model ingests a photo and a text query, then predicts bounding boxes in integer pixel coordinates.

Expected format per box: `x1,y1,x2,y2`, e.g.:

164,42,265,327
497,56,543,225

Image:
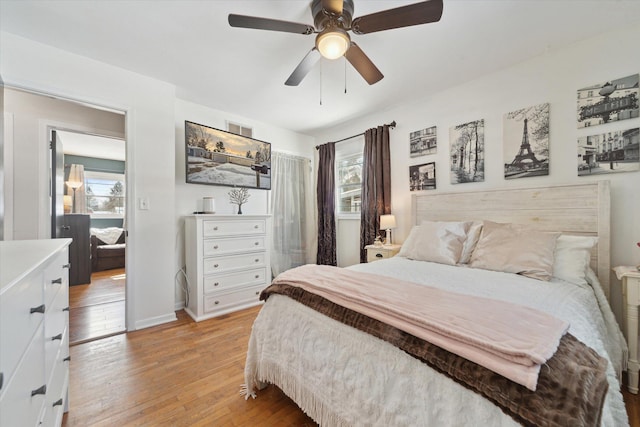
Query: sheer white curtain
270,152,316,277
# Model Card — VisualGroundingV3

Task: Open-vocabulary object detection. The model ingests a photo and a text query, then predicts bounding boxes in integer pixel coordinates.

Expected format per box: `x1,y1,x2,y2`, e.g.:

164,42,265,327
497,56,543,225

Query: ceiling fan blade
322,0,344,16
345,42,383,85
228,14,314,35
351,0,443,34
285,48,321,86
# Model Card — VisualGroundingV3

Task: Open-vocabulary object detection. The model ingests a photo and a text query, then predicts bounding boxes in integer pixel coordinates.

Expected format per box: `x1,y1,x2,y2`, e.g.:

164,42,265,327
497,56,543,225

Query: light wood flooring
62,304,639,426
69,268,126,345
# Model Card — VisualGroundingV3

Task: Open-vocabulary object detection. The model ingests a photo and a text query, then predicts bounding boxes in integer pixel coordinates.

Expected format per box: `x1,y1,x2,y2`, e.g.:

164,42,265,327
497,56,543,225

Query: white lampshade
380,214,397,231
316,28,350,60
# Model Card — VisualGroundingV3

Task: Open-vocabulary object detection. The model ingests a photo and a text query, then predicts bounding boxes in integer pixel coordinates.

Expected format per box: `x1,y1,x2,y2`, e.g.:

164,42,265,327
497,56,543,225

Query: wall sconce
379,214,396,246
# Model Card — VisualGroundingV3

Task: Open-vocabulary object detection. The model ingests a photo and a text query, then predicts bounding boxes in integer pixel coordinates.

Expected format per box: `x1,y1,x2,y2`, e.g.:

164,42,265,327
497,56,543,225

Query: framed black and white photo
577,127,639,176
449,120,484,184
409,126,437,157
409,162,436,191
503,103,549,180
185,121,271,189
577,74,639,128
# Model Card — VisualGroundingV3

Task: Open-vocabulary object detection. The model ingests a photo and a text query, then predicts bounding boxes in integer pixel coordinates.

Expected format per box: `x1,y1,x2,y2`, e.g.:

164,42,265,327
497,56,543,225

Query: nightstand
619,268,640,394
365,244,401,263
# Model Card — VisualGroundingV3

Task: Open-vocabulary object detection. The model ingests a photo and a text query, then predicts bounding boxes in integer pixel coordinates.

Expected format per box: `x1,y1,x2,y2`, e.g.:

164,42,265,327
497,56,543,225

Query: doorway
52,130,127,345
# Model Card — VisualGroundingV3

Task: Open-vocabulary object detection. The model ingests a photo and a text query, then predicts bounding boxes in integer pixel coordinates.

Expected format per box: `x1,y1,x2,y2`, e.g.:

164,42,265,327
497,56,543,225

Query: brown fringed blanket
261,281,609,427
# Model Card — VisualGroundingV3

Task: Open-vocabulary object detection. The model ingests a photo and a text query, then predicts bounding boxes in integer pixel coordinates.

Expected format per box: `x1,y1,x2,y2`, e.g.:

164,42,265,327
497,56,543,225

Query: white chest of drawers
184,215,271,322
0,239,72,427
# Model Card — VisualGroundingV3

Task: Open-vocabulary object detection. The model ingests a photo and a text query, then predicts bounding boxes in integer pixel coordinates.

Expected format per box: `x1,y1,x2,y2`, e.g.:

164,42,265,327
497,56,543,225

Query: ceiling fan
228,0,443,86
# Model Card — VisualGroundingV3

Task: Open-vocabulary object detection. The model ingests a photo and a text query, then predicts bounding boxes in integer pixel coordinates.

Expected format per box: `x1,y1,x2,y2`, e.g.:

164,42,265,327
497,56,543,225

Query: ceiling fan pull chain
320,60,323,106
344,55,348,94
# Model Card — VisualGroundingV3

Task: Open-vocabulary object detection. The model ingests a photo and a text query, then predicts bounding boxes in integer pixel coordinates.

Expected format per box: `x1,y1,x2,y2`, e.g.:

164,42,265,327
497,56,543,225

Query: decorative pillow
469,221,560,281
459,221,483,264
399,221,471,265
553,235,598,286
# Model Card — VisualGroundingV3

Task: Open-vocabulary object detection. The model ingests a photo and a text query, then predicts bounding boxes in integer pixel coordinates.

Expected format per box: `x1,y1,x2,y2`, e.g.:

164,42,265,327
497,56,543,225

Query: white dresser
0,239,72,427
184,215,271,322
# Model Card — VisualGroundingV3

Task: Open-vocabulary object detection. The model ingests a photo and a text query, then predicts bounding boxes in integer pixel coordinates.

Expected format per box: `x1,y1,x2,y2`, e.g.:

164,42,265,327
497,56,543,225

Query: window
84,171,126,218
336,153,363,213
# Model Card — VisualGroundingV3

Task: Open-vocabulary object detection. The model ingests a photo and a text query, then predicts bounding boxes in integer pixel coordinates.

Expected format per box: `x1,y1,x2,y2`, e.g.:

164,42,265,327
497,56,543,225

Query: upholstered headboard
411,181,611,299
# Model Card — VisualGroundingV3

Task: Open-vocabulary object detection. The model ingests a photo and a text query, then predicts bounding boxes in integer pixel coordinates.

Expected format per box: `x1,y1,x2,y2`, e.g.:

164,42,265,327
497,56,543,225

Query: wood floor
69,268,126,345
62,304,639,426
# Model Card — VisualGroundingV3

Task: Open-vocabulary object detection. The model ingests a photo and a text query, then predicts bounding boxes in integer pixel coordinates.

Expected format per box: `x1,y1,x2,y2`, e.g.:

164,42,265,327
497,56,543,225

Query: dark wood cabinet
63,214,91,285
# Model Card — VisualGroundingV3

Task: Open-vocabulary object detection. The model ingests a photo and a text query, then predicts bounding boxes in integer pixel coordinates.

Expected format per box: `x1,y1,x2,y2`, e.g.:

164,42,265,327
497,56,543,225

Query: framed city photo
577,74,639,128
409,162,436,191
410,126,437,157
185,121,271,189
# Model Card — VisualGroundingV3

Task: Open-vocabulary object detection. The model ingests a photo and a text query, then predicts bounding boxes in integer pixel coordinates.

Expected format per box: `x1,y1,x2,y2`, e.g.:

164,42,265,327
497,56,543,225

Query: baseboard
175,300,185,311
134,312,178,330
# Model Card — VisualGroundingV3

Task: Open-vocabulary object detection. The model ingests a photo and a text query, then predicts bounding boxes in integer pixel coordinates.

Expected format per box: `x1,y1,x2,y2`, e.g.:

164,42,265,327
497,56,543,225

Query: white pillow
553,235,598,286
469,221,560,281
459,221,483,264
398,221,471,265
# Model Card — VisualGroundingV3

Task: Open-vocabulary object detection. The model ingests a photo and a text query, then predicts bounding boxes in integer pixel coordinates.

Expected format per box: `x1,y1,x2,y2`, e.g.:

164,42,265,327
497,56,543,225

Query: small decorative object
228,187,250,214
373,236,383,247
202,197,215,214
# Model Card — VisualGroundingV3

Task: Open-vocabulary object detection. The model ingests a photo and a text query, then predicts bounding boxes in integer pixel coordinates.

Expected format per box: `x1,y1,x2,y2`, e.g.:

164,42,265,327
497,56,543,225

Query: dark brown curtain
316,142,337,266
359,125,391,263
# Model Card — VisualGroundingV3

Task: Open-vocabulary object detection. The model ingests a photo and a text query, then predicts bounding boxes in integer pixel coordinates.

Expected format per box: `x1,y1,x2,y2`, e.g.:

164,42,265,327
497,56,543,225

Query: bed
244,181,629,426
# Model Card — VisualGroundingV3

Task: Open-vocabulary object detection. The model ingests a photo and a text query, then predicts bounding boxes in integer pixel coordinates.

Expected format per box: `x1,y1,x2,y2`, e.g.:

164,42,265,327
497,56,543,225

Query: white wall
173,99,315,308
1,32,178,330
313,25,640,282
4,88,125,240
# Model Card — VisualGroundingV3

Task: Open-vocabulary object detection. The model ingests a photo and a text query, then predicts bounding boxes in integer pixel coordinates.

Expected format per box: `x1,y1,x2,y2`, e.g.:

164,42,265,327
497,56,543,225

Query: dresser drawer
0,269,45,384
44,249,69,308
42,330,69,427
203,219,266,237
203,236,265,256
204,267,267,294
203,284,264,313
44,285,69,381
203,252,266,275
0,322,46,427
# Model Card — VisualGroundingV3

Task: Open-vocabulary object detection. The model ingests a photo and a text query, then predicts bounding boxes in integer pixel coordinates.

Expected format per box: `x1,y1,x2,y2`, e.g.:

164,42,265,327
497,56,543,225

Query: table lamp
380,214,396,246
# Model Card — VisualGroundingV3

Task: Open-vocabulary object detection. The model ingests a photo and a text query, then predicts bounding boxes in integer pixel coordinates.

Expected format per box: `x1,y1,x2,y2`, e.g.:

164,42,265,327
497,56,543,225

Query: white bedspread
245,257,629,427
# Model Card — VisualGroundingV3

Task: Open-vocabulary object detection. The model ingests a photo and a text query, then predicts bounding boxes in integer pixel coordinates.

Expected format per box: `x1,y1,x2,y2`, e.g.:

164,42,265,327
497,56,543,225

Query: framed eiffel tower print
503,103,550,180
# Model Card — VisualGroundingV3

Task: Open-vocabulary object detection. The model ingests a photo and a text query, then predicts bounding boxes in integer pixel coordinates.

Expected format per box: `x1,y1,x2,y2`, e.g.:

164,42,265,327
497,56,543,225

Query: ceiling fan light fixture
316,28,350,59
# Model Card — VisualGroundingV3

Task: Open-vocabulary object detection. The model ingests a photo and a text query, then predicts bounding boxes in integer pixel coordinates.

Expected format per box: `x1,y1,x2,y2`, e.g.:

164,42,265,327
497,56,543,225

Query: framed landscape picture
449,120,485,184
185,121,271,189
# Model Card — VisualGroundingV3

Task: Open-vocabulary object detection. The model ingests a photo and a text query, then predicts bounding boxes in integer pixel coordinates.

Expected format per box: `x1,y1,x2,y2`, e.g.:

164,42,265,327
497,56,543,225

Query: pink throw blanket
272,264,569,391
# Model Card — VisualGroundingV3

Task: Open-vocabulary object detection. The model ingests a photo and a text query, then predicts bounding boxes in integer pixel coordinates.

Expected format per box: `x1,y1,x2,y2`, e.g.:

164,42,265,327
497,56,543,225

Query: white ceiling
57,131,125,161
2,0,640,136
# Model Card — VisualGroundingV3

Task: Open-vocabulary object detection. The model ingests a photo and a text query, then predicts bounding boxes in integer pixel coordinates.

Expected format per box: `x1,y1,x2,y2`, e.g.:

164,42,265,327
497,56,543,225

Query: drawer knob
254,225,259,229
30,304,45,314
63,263,71,269
213,245,219,249
214,300,220,305
213,226,219,231
53,398,63,407
254,242,259,246
63,306,70,312
52,333,63,341
214,282,219,287
255,275,259,279
255,259,259,263
376,253,384,258
255,291,260,295
214,264,219,268
63,356,71,362
31,385,47,396
51,277,63,284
